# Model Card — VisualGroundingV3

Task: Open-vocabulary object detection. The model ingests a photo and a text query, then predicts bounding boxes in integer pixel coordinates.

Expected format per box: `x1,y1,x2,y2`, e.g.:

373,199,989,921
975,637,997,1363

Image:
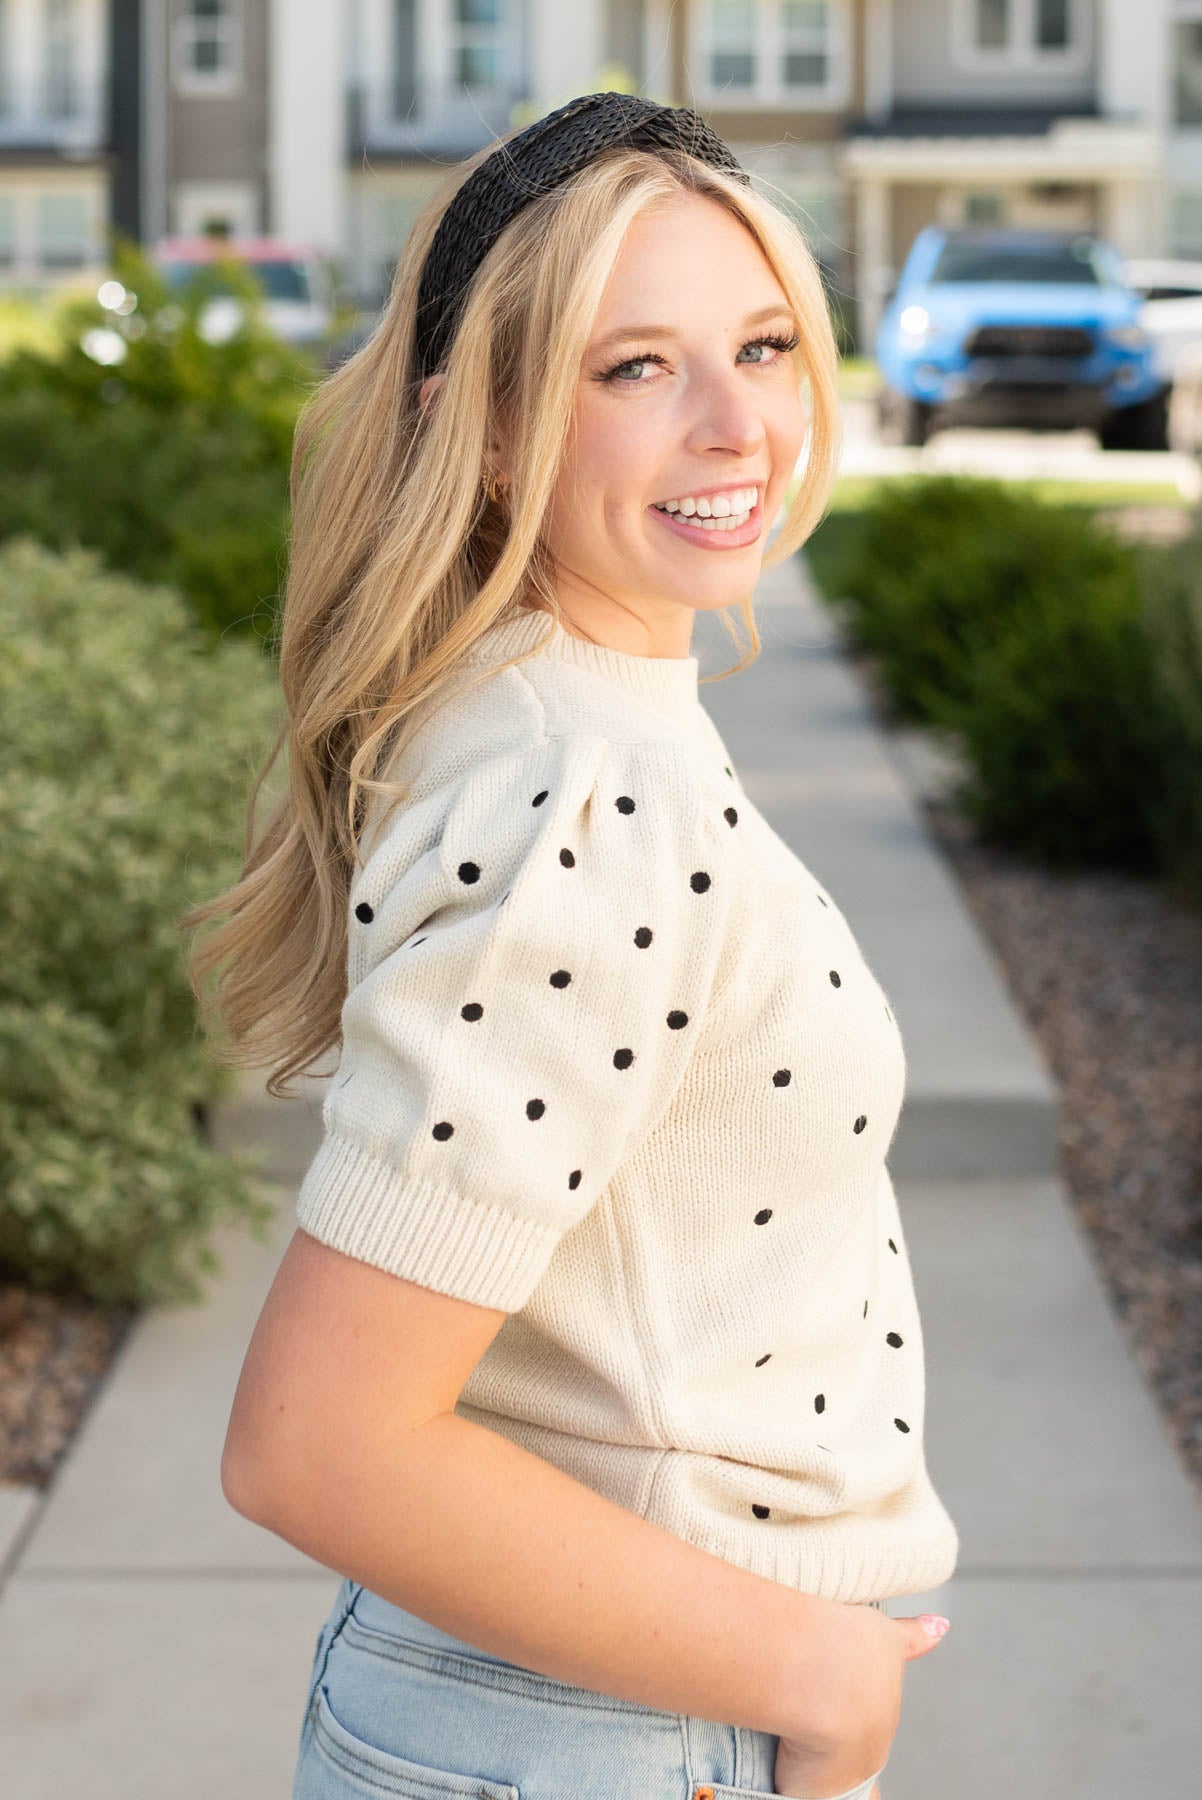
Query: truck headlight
899,304,934,343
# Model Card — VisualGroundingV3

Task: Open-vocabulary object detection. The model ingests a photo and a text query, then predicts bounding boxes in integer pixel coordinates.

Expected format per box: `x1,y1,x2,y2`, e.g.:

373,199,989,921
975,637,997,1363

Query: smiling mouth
647,490,764,546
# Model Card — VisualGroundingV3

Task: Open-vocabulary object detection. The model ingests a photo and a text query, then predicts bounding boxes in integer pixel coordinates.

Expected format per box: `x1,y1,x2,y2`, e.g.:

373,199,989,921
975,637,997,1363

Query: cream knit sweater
295,605,960,1606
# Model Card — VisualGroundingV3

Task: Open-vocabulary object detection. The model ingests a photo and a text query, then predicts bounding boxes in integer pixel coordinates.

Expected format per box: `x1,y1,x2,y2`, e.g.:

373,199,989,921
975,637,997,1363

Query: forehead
591,194,785,329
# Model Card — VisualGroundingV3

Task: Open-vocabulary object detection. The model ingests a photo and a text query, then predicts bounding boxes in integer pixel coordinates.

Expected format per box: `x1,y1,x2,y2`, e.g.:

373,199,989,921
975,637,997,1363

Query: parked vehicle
150,236,337,348
875,226,1171,450
1122,257,1202,383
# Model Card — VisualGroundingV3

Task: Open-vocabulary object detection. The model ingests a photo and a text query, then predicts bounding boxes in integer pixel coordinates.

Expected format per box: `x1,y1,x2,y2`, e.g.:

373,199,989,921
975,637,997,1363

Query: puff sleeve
294,733,736,1311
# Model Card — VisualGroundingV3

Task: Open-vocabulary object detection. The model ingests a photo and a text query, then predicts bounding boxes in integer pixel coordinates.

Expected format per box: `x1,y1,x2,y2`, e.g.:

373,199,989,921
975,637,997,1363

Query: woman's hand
772,1604,950,1799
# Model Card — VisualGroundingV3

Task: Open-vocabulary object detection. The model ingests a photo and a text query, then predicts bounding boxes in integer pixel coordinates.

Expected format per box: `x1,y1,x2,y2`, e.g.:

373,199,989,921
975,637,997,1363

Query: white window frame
171,0,242,98
689,1,850,111
951,0,1091,73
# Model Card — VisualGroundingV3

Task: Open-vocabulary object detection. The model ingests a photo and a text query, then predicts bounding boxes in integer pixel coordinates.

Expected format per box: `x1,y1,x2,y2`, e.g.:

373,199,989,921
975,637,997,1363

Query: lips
647,490,764,550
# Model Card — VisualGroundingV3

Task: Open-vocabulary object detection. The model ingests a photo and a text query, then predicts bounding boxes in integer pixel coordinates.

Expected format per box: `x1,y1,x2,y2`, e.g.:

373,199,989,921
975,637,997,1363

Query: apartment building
0,0,111,285
8,1,1202,348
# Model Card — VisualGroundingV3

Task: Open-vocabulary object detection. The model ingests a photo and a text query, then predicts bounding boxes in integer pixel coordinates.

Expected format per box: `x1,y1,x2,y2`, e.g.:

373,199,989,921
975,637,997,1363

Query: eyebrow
589,303,798,355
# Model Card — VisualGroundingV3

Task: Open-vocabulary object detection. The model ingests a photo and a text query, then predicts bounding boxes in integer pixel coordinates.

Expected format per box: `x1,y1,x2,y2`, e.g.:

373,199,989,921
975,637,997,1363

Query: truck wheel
900,397,932,447
1100,387,1171,452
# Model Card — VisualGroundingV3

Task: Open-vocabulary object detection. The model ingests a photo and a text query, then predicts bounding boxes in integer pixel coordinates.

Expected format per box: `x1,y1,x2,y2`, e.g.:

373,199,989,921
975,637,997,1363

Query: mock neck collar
464,605,702,721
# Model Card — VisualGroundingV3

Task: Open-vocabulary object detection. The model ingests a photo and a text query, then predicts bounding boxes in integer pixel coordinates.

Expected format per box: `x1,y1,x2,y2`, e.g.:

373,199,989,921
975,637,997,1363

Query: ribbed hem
295,1131,562,1313
464,606,702,720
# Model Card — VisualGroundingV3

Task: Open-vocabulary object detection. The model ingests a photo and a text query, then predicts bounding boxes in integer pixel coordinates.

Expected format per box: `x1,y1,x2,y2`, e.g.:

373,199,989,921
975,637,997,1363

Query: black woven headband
414,89,751,382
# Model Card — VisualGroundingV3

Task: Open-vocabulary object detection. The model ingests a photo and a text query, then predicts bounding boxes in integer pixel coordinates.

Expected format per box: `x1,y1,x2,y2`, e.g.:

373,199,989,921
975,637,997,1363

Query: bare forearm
244,1409,830,1741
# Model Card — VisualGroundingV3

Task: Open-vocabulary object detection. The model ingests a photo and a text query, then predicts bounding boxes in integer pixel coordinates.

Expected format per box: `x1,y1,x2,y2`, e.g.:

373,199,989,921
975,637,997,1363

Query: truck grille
963,324,1095,359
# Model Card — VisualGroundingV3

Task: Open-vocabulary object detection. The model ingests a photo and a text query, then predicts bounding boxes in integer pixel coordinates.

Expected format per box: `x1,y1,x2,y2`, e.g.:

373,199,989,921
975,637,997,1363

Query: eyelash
597,331,801,385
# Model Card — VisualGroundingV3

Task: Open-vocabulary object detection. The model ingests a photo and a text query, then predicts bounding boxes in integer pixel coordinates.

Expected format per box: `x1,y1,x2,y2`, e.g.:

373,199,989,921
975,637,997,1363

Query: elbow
220,1432,274,1525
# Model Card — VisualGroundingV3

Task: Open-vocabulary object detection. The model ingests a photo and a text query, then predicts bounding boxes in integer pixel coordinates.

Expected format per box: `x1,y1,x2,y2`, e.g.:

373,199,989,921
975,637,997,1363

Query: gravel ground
2,645,1200,1511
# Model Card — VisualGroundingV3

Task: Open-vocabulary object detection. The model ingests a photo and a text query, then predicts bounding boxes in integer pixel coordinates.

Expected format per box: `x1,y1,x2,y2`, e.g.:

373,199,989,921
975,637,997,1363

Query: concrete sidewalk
1,552,1199,1798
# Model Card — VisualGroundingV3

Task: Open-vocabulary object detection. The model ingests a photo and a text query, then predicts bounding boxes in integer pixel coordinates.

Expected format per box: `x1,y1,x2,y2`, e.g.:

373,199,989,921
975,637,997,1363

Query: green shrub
1130,528,1202,905
0,233,315,652
814,476,1144,727
0,536,284,1307
927,556,1166,871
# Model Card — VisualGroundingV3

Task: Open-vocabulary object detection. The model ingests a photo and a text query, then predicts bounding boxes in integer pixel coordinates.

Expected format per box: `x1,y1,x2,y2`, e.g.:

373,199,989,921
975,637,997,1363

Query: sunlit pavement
838,394,1202,500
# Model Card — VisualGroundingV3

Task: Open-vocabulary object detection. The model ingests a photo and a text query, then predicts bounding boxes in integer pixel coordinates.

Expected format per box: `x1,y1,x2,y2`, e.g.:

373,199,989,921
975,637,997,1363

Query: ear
418,371,447,416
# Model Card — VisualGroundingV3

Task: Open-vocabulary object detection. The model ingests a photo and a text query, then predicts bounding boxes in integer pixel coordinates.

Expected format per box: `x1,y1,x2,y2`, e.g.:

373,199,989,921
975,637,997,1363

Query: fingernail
920,1614,950,1639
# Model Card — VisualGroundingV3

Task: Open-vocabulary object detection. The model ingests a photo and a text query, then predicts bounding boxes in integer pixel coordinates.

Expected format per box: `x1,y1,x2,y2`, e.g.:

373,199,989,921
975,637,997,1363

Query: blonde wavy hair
179,134,842,1100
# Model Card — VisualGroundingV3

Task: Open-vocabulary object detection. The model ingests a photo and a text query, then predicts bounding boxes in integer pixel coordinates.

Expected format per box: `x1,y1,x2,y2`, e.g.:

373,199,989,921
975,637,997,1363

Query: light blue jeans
292,1576,889,1800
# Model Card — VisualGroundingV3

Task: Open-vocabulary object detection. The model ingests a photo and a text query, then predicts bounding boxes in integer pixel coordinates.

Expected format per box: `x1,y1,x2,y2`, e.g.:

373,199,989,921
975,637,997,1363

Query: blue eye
597,331,801,385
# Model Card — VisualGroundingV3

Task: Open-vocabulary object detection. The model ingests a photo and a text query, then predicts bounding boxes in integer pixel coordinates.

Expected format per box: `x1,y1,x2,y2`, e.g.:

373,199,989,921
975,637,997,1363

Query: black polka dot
634,926,652,948
888,1237,898,1254
532,789,548,806
666,1009,688,1029
751,1503,770,1519
432,1121,453,1140
559,847,575,868
753,1207,773,1224
723,806,738,827
755,1353,771,1367
863,1299,869,1318
725,765,733,778
615,794,636,815
690,870,711,893
854,1114,868,1133
461,1002,484,1021
816,892,828,907
894,1418,910,1433
500,891,510,906
568,1169,582,1189
772,1068,791,1087
458,860,480,884
354,901,374,923
613,1047,634,1070
526,1097,545,1120
829,969,841,987
814,1393,825,1413
886,1331,903,1347
409,935,428,949
549,969,572,988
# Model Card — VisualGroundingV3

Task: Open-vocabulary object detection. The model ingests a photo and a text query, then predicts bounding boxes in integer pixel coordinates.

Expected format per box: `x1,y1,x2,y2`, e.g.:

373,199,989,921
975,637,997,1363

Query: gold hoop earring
481,470,505,505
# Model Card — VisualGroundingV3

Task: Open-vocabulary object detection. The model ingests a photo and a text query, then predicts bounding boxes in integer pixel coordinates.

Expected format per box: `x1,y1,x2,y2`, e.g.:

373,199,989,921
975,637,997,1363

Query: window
929,234,1110,286
1169,191,1202,254
451,0,508,90
957,0,1085,64
965,191,1007,225
1174,22,1202,128
781,1,829,87
36,191,89,268
709,1,755,89
44,0,78,118
391,0,417,116
173,0,241,92
973,0,1008,50
694,0,845,104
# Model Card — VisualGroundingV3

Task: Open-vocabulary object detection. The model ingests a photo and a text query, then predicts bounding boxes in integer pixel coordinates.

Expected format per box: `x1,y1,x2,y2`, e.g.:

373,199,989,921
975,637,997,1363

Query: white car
1122,257,1202,381
151,236,337,348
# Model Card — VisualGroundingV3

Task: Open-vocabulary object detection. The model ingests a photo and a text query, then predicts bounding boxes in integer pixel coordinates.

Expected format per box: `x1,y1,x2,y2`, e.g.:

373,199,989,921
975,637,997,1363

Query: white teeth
658,506,753,532
657,486,757,517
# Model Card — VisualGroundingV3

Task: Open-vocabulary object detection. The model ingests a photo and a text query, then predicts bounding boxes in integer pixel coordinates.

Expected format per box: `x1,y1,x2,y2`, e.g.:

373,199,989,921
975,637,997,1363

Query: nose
684,363,766,460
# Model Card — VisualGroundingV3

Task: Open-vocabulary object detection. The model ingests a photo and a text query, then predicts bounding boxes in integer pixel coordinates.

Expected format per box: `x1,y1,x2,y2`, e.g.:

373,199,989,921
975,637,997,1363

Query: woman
190,92,958,1800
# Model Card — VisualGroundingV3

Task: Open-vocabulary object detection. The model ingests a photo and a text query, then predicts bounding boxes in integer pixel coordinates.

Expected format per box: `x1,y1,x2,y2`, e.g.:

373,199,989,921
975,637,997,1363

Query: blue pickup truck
875,225,1170,450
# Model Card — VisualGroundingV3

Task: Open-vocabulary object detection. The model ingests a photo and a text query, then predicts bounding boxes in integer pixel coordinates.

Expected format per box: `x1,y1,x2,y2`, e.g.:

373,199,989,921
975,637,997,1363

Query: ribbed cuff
295,1130,562,1312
